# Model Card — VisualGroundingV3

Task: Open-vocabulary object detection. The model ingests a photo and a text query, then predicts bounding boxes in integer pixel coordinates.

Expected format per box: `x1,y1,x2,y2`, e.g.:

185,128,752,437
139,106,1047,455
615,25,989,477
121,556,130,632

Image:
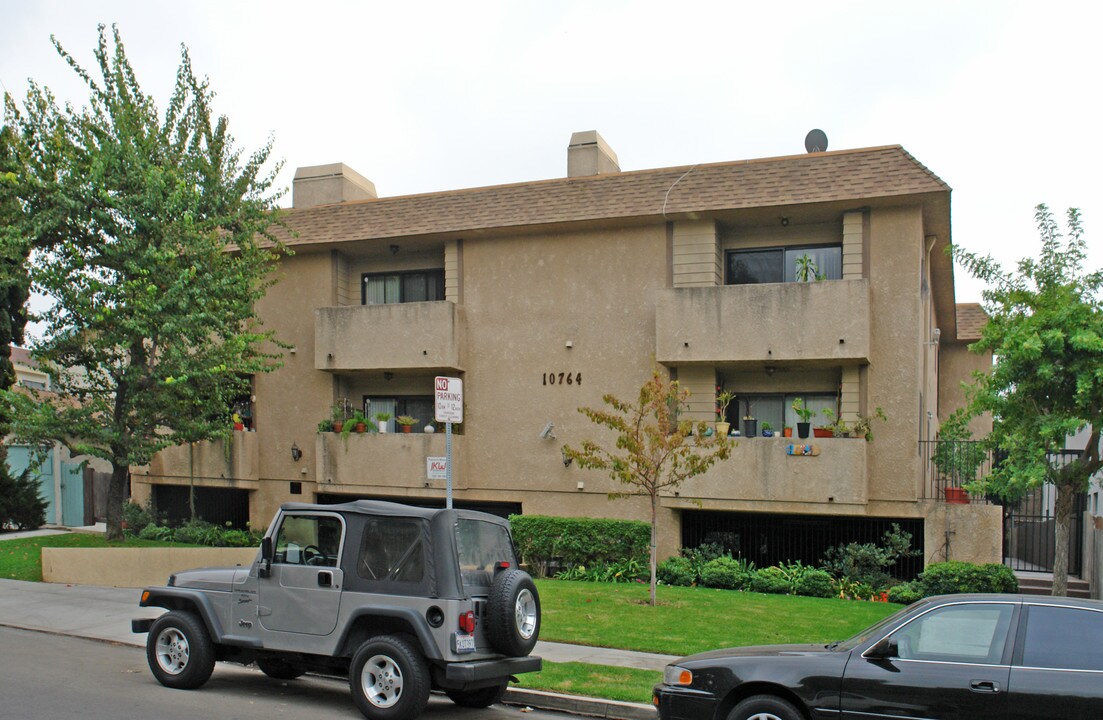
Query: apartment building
132,132,1000,567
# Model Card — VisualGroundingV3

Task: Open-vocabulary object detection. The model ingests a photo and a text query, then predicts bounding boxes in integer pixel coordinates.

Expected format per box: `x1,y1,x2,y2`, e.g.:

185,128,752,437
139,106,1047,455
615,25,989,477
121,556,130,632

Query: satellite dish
805,129,828,153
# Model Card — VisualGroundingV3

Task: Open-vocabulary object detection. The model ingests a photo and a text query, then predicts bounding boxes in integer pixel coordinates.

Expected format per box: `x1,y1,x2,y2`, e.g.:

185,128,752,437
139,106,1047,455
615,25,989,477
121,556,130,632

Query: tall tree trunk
105,462,128,541
1051,479,1074,597
649,492,658,607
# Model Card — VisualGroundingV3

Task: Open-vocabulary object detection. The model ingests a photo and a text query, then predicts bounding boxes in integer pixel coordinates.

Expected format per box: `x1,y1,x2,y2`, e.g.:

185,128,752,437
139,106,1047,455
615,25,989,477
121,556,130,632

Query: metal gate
1002,483,1086,576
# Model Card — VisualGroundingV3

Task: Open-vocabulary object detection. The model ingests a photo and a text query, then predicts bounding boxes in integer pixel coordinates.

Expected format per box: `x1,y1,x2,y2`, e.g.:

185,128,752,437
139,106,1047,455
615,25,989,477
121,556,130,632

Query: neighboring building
5,346,110,527
132,133,1000,568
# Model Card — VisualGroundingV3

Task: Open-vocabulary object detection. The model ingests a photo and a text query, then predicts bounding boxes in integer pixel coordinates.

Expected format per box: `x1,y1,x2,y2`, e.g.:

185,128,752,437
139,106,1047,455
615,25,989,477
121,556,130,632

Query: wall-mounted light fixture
383,372,394,381
562,447,574,467
389,244,400,255
290,443,302,462
764,365,776,376
781,217,790,227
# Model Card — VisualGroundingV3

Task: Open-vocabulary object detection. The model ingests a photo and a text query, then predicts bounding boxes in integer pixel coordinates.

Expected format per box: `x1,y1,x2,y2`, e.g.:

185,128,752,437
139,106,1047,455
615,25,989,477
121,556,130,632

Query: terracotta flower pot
401,425,413,433
944,487,969,504
813,427,833,438
354,422,367,433
332,421,344,433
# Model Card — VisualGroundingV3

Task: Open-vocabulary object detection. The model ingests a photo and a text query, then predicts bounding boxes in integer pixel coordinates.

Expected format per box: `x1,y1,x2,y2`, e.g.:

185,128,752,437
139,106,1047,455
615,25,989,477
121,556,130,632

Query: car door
841,601,1017,719
1004,603,1103,719
258,512,345,635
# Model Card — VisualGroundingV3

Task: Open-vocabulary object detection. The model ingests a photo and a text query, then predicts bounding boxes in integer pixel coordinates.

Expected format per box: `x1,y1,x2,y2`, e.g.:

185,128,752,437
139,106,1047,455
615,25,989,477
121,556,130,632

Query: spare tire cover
486,568,540,656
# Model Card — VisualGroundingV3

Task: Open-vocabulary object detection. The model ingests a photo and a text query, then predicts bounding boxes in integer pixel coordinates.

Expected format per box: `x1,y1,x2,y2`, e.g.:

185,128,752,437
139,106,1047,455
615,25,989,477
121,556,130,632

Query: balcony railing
919,439,992,504
315,431,459,488
654,280,870,365
677,436,868,507
315,301,465,372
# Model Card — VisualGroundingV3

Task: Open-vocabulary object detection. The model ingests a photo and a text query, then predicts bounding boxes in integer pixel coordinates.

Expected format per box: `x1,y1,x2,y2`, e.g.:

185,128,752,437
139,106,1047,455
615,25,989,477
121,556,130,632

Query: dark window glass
889,603,1014,664
1021,605,1103,671
726,245,843,285
358,517,424,583
365,396,436,434
727,249,783,284
363,270,444,305
456,519,518,590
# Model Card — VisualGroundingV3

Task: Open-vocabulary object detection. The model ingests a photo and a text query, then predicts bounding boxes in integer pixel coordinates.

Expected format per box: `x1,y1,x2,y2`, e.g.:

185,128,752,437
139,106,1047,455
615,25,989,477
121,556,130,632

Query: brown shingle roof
955,303,988,341
274,145,949,245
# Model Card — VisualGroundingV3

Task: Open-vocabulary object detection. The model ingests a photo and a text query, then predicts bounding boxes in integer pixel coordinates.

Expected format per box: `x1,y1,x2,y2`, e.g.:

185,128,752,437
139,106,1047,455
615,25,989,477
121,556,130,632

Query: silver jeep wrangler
132,500,542,720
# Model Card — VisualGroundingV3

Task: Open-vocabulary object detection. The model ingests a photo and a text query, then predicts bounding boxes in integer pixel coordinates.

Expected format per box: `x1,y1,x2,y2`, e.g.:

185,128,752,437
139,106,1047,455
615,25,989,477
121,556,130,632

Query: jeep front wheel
349,635,430,720
146,610,216,690
486,568,540,656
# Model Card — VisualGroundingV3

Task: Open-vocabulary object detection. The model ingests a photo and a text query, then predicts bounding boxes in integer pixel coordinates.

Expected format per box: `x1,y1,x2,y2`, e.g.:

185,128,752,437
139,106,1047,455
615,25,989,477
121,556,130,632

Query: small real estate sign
426,457,447,480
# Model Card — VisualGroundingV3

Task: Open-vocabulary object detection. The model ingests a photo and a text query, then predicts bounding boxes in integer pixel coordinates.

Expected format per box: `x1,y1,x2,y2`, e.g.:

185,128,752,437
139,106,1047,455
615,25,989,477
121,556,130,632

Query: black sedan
653,593,1103,720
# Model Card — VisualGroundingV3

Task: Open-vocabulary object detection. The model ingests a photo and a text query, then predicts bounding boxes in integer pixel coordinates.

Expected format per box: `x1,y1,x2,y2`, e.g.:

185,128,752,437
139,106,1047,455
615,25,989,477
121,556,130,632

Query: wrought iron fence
919,440,995,503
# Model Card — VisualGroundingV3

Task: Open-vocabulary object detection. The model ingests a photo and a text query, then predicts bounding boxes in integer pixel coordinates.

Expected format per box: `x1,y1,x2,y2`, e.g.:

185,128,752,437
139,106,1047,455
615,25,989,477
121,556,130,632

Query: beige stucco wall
921,501,1003,565
939,341,994,437
42,547,258,588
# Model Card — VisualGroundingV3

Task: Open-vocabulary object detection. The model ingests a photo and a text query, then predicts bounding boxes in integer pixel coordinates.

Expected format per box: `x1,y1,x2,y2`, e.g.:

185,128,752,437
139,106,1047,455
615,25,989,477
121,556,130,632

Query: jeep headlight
663,665,693,686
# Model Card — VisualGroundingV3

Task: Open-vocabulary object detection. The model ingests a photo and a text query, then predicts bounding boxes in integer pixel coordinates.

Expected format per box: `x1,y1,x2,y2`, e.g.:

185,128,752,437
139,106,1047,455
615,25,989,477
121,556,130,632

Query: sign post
434,376,463,509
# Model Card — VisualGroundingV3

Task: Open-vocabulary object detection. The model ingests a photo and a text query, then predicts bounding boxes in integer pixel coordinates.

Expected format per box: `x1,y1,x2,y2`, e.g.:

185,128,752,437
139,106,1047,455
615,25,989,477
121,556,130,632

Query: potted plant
317,419,334,433
791,398,817,439
794,253,823,283
349,410,370,434
396,415,418,434
818,408,844,438
715,388,735,436
933,417,985,504
374,412,392,433
783,425,793,438
742,401,757,439
330,403,346,433
761,421,774,438
851,407,887,442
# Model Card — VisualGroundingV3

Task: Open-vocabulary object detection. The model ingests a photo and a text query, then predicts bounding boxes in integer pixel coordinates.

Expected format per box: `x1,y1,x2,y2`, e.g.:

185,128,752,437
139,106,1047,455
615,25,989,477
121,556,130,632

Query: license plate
452,633,476,654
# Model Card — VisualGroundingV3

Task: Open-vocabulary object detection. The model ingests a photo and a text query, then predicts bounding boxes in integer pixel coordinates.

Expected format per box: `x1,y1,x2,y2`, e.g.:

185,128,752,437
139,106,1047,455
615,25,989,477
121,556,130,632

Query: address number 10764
543,372,581,386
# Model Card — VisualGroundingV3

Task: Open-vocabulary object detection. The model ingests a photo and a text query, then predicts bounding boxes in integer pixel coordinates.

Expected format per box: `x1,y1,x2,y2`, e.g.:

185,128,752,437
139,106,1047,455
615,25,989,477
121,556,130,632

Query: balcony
145,432,260,486
315,431,460,489
674,436,868,508
315,302,465,372
655,280,870,365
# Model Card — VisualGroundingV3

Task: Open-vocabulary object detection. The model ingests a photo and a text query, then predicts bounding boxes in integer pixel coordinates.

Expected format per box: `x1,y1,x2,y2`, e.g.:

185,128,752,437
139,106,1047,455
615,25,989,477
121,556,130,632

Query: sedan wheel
728,695,803,720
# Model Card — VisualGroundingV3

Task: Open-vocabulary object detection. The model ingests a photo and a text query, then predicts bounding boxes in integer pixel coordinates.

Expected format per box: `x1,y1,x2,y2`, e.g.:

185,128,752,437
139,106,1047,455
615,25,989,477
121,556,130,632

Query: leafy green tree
953,205,1103,596
0,25,285,540
564,368,732,605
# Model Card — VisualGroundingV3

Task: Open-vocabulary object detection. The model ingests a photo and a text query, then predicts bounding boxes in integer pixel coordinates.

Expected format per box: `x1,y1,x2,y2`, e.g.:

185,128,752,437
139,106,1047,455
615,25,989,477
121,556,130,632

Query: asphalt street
0,626,570,720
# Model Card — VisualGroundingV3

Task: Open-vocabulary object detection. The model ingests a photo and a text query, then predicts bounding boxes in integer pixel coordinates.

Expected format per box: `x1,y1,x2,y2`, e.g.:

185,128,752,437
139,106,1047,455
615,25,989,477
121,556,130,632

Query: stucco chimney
292,163,377,208
567,130,620,177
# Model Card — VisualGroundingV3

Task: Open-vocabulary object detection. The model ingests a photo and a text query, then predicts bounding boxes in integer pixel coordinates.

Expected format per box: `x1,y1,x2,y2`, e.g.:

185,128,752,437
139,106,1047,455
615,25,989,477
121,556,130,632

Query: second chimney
293,163,377,208
567,130,620,178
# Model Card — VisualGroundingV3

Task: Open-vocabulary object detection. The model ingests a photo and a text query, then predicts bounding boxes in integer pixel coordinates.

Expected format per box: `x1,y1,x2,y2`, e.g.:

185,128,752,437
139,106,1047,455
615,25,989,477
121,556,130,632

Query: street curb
505,688,656,720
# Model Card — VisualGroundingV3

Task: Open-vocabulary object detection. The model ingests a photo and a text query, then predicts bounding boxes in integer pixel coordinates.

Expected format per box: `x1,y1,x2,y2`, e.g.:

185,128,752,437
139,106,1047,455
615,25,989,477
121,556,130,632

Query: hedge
508,515,650,576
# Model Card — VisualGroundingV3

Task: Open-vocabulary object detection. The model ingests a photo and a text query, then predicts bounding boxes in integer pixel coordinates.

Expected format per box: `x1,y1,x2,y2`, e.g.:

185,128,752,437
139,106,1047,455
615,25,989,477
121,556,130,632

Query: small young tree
0,26,285,540
953,205,1103,596
564,368,731,605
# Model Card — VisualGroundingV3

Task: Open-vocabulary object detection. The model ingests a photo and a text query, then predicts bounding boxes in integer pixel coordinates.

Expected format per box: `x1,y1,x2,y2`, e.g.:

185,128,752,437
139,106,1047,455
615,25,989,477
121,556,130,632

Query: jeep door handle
317,571,333,587
970,680,1000,694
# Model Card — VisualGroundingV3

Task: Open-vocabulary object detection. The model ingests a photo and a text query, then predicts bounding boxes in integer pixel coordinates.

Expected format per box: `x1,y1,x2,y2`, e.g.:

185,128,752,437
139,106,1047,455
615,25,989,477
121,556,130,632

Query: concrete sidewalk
0,578,665,718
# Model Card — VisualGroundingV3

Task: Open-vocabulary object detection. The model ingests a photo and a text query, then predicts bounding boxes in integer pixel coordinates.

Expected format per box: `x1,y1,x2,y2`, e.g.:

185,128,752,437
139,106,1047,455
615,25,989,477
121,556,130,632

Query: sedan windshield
831,600,930,651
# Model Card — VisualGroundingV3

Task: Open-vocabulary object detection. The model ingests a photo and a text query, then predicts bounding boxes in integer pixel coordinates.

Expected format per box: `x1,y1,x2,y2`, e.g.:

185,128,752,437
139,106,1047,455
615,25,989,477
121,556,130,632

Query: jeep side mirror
259,536,273,578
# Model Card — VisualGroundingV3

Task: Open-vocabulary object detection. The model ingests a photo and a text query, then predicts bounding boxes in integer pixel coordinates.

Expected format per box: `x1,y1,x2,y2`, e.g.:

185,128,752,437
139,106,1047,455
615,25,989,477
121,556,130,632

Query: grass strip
513,661,660,704
536,578,901,657
0,533,196,581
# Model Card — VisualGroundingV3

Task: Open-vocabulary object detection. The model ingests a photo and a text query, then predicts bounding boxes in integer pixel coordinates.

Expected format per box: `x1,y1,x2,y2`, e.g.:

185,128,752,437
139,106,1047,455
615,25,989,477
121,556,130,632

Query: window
728,393,836,430
274,514,342,567
365,396,435,433
358,517,425,583
363,270,444,305
1021,605,1103,671
888,603,1014,664
456,518,518,590
726,245,842,285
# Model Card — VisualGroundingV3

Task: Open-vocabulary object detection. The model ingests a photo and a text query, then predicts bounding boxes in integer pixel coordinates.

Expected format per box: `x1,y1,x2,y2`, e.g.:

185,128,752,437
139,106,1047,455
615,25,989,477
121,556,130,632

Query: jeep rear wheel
349,635,430,720
486,568,540,656
146,610,216,690
445,682,508,708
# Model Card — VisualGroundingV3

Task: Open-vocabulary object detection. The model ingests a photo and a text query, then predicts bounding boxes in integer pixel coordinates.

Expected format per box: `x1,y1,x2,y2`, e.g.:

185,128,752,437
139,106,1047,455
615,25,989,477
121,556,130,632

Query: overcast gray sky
2,0,1101,306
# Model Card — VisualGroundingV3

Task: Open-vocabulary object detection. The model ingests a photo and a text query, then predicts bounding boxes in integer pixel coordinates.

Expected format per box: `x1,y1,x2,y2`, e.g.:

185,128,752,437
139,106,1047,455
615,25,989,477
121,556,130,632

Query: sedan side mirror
866,637,899,660
258,536,273,579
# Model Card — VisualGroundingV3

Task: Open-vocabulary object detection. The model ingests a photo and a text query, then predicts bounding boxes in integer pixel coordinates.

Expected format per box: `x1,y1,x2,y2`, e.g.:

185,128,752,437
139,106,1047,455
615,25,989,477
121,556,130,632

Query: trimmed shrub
918,561,1018,596
793,569,835,598
508,515,650,577
749,566,791,594
701,556,754,590
657,556,696,586
556,557,647,583
887,581,924,605
821,523,918,591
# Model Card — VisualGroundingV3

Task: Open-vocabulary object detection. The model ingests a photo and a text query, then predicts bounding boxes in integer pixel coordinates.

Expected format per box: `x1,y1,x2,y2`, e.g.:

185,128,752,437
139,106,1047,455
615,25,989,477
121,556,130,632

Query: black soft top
279,499,509,527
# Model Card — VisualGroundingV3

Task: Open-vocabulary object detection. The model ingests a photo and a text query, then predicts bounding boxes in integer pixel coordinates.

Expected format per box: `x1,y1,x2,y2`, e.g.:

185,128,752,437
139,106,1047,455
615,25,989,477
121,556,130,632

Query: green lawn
536,578,901,656
514,661,660,704
0,533,195,581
